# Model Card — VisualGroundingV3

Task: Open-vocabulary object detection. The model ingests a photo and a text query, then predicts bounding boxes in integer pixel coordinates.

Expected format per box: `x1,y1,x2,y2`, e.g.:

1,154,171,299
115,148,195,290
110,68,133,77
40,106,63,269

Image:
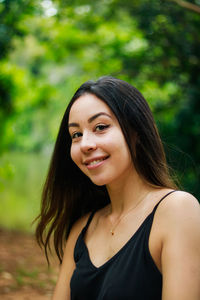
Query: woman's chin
89,176,110,186
90,180,107,186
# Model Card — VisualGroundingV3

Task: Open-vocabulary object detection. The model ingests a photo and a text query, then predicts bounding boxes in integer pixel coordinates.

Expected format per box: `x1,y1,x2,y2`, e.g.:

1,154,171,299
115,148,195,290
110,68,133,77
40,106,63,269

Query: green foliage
0,0,200,230
0,152,49,231
0,0,41,59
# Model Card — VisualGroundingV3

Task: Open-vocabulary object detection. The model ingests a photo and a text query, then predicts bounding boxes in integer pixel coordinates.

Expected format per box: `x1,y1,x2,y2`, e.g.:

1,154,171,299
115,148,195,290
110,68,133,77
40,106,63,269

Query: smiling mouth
85,156,109,166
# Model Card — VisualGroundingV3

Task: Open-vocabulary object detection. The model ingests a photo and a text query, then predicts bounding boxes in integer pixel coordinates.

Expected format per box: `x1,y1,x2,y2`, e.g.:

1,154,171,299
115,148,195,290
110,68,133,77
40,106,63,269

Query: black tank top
70,191,176,300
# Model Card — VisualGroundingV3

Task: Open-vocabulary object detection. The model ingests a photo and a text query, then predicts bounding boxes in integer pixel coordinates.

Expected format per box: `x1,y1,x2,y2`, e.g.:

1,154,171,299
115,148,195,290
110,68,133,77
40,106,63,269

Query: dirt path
0,228,59,299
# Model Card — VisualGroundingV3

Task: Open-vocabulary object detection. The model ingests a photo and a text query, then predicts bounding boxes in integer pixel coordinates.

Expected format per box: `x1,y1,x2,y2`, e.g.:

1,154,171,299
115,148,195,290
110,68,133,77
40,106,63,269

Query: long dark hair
35,76,177,263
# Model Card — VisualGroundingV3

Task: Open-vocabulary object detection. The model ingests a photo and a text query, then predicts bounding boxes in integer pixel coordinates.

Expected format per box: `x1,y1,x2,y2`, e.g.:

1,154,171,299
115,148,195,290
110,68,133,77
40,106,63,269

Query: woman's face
68,93,134,186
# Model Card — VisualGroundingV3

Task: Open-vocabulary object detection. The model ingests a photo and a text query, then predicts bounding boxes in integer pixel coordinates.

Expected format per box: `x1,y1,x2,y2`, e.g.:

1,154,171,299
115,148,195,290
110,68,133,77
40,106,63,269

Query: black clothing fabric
70,191,176,300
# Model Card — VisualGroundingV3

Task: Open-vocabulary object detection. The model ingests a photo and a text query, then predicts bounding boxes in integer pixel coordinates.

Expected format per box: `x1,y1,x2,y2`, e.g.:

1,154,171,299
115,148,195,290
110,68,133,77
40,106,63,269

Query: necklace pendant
110,230,114,235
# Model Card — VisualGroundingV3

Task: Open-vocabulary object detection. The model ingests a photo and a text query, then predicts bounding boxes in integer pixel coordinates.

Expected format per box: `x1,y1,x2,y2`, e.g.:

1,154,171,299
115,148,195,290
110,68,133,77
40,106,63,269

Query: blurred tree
170,0,200,14
0,0,199,197
0,0,39,59
0,0,41,150
53,0,200,196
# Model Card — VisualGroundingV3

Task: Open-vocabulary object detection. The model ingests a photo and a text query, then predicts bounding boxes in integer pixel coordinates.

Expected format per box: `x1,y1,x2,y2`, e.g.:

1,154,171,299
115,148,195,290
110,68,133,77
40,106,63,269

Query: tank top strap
152,190,177,215
82,211,96,234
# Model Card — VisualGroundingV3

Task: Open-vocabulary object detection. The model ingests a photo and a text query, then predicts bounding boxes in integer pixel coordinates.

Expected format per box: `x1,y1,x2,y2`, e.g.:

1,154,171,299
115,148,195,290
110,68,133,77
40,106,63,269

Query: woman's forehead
68,94,114,122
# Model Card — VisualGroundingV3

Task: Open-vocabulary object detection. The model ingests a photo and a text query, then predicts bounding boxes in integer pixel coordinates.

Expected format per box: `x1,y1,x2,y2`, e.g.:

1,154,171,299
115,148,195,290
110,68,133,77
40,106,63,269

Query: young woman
36,76,200,299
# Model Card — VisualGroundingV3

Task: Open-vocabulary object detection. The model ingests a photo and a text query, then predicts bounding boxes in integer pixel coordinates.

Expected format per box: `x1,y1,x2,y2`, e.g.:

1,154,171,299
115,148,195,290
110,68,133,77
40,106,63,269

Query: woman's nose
80,132,97,152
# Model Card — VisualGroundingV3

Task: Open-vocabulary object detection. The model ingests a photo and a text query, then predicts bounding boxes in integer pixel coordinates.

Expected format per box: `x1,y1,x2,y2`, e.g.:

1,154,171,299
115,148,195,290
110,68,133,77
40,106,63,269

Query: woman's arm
52,214,89,300
160,192,200,300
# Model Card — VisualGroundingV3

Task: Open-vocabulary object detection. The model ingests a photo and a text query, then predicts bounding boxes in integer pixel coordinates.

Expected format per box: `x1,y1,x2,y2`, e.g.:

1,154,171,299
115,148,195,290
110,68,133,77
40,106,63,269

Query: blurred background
0,1,200,298
0,0,200,243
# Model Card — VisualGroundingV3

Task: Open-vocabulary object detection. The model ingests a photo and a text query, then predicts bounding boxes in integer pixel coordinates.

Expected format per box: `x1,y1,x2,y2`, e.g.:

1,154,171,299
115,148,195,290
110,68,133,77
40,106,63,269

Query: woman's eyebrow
68,112,112,128
68,122,79,128
88,112,112,123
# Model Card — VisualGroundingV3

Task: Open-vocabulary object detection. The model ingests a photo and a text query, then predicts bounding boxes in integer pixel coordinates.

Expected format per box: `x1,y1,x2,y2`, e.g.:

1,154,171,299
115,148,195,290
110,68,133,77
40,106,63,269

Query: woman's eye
71,132,82,139
95,124,110,132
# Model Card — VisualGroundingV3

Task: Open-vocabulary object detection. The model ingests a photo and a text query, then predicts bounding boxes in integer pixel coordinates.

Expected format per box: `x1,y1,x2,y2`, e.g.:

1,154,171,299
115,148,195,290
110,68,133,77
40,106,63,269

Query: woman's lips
84,156,109,169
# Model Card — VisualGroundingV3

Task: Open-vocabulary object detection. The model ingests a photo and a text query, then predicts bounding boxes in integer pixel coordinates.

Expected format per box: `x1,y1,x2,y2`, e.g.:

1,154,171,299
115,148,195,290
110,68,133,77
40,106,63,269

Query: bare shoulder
59,212,91,265
157,191,200,299
66,212,91,246
157,190,200,222
170,190,198,204
155,190,200,243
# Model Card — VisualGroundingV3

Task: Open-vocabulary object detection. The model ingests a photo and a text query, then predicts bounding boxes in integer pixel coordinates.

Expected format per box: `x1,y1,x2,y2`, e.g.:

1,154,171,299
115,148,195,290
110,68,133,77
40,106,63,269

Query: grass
0,151,51,232
15,268,40,286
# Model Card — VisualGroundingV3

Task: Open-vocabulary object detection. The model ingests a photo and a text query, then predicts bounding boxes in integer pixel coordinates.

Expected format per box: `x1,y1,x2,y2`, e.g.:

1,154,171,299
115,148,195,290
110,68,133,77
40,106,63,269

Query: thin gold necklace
109,193,148,236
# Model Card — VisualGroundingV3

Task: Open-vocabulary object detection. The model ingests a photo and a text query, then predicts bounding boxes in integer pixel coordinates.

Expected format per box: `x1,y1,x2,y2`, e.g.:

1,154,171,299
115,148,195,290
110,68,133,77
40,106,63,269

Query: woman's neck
106,170,154,216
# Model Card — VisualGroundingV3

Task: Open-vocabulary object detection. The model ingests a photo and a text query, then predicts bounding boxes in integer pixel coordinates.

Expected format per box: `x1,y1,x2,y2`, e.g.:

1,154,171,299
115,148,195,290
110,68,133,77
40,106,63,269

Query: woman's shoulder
156,191,200,298
157,190,199,216
69,212,92,238
155,190,200,237
69,206,108,240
